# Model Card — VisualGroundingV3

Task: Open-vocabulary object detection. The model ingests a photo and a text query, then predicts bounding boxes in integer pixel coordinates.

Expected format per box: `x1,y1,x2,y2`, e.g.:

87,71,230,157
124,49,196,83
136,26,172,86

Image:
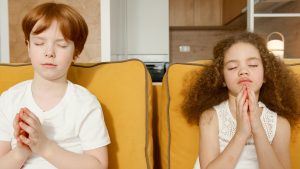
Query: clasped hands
13,108,51,158
235,85,263,140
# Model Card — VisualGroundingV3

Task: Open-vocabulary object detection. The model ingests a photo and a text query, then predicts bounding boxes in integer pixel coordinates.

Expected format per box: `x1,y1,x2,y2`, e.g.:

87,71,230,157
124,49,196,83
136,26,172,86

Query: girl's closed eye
228,67,237,70
249,64,258,67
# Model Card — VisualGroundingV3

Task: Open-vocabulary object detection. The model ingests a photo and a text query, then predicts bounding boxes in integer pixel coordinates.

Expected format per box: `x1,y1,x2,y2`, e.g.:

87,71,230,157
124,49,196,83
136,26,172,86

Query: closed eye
57,44,68,48
249,65,258,67
34,43,44,46
228,67,237,70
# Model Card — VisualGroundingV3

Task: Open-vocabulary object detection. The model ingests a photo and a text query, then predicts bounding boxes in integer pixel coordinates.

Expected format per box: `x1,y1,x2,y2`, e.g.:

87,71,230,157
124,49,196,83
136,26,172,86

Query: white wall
0,0,10,63
127,0,169,55
110,0,169,62
110,0,127,60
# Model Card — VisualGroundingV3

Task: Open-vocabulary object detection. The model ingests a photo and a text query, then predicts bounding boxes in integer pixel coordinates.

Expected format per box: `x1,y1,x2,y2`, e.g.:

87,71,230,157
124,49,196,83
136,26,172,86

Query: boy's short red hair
22,2,88,56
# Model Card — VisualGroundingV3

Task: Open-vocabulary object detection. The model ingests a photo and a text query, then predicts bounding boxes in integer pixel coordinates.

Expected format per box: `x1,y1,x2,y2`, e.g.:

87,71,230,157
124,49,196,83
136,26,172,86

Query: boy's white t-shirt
0,80,110,169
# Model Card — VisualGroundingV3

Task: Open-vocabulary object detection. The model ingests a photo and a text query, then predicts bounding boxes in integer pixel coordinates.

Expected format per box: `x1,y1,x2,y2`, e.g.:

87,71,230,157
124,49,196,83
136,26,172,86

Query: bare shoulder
274,115,291,143
199,108,217,126
276,115,291,133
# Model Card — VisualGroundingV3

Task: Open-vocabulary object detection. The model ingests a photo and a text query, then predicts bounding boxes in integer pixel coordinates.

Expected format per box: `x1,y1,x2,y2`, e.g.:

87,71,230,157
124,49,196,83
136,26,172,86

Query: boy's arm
199,109,246,169
0,141,29,169
40,141,108,169
253,116,290,169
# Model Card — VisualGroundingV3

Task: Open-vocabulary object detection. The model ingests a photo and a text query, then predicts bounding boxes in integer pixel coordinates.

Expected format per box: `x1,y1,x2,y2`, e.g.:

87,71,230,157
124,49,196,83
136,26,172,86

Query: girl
0,3,110,169
182,32,300,169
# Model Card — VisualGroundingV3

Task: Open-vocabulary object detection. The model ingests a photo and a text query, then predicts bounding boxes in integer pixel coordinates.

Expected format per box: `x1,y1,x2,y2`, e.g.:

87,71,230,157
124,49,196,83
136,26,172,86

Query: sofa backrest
0,59,154,169
159,59,300,169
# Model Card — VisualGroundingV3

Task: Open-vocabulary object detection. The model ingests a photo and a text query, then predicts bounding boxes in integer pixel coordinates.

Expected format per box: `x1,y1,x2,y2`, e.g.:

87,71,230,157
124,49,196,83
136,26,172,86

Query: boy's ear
73,55,79,63
26,40,31,58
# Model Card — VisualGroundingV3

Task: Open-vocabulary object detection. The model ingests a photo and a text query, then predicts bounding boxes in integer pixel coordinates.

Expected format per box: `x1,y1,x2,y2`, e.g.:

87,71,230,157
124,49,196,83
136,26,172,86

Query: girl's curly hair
182,32,300,127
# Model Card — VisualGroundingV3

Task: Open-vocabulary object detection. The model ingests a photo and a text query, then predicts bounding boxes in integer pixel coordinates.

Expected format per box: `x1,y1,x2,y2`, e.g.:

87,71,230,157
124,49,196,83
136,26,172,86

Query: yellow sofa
0,59,154,169
1,58,300,169
158,60,300,169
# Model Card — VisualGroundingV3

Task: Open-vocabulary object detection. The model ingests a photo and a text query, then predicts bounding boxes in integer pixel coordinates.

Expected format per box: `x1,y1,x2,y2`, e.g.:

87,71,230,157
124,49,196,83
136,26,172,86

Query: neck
32,73,68,98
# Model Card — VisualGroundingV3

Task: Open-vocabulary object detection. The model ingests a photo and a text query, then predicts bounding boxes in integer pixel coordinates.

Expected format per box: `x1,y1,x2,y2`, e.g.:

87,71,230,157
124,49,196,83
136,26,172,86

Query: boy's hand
18,108,52,157
19,108,29,138
13,109,32,158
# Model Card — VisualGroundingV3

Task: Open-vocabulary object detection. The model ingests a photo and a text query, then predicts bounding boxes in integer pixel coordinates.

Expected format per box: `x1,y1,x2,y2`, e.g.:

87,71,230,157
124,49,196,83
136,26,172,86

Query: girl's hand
235,85,252,141
13,109,32,158
18,108,52,157
246,87,263,134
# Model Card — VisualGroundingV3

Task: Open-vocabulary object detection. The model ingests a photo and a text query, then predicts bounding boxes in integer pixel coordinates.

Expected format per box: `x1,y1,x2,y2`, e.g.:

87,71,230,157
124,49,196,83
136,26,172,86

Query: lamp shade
266,32,285,59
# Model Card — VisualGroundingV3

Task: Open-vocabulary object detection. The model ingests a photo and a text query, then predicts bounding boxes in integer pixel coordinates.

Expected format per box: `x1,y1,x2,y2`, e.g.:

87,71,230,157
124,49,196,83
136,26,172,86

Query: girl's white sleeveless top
194,100,277,169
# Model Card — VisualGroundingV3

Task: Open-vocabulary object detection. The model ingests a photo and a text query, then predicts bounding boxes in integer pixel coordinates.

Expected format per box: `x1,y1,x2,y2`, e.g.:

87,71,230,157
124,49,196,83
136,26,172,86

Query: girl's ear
223,82,227,87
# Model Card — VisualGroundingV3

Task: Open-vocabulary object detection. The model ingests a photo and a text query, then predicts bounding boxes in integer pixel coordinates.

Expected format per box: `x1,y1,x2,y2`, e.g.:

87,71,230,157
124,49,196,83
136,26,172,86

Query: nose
238,67,249,76
44,45,55,58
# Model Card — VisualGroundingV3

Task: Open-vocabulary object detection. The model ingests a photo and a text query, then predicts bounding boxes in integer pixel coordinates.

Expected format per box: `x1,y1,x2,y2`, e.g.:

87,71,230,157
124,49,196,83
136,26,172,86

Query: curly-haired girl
182,32,300,169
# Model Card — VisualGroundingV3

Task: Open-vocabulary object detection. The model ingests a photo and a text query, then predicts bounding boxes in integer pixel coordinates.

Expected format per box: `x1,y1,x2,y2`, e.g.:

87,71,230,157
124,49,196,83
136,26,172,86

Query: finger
236,86,246,112
22,108,39,121
239,86,248,113
20,110,40,130
247,88,256,113
19,134,31,145
243,99,249,118
13,113,21,130
236,85,245,101
19,121,35,138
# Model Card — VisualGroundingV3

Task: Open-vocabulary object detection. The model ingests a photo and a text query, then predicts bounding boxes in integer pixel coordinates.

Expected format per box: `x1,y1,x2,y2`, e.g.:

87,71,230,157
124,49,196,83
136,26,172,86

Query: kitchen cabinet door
169,0,194,26
170,0,223,27
194,0,222,26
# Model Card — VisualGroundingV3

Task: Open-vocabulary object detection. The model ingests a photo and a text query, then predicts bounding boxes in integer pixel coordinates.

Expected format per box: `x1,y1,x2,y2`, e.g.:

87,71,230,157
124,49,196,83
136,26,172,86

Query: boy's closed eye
57,43,68,48
33,42,45,46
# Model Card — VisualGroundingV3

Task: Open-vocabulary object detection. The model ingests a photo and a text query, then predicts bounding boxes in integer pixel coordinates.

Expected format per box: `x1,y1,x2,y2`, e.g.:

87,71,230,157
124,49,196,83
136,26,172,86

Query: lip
238,78,252,84
41,63,57,68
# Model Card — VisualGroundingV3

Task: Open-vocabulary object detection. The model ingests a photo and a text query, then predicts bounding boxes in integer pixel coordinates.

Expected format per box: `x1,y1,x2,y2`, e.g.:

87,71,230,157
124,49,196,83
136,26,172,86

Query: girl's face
28,20,75,82
223,42,264,97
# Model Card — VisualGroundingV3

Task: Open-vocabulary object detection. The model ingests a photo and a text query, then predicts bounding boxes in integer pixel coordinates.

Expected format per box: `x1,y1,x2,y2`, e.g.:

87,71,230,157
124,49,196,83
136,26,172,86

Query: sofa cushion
0,59,153,169
159,59,300,169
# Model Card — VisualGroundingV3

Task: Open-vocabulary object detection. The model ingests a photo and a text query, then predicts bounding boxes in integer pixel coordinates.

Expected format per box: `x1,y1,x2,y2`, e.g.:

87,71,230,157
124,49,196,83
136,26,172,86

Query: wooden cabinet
169,0,222,27
223,0,246,25
169,0,194,26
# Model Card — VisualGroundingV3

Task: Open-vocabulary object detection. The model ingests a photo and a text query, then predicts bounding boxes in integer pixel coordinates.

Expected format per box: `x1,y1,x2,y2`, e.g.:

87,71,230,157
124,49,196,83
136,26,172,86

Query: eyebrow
224,57,261,66
31,36,67,42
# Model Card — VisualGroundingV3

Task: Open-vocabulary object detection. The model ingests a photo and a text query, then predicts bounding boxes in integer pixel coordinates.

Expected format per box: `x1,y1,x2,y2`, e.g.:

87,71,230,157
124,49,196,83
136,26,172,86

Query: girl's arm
247,87,290,169
199,109,247,169
200,86,251,169
253,116,291,169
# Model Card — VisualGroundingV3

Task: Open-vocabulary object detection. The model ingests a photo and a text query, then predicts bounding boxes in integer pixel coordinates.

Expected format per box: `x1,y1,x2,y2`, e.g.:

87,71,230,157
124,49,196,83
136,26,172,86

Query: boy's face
223,42,264,97
28,20,75,81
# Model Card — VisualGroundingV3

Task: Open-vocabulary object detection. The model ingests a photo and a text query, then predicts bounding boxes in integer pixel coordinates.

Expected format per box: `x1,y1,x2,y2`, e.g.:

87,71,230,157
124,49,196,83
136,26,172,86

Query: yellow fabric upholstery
159,59,300,169
0,59,153,169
